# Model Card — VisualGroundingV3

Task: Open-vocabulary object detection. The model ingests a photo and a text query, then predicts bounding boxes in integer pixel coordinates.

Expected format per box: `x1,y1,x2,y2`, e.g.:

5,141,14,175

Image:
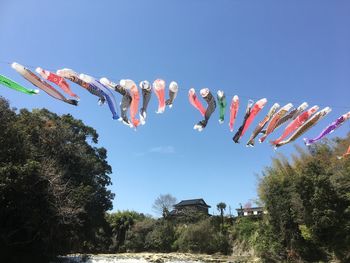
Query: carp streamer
165,81,179,108
232,100,254,143
247,103,280,147
304,111,350,145
275,107,332,148
153,79,166,114
12,62,78,105
193,88,216,131
229,95,239,132
271,106,319,146
217,90,227,124
36,67,79,99
0,74,38,95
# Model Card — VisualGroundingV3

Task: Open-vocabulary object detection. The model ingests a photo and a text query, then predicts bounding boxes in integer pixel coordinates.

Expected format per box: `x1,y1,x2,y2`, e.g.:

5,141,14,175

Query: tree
257,136,350,262
124,217,157,252
145,221,176,252
152,194,177,218
106,210,145,251
216,202,226,229
0,97,114,262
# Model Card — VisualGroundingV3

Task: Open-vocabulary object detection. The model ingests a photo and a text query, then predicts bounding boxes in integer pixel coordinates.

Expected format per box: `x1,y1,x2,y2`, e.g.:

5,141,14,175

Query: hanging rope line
1,60,349,110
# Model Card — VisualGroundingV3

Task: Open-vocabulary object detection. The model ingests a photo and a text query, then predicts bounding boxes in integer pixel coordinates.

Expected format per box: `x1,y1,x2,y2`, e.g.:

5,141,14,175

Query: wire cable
1,60,349,110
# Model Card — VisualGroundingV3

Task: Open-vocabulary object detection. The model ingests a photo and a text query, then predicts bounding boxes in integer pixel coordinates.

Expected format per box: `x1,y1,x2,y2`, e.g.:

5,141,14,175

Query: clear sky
1,0,349,217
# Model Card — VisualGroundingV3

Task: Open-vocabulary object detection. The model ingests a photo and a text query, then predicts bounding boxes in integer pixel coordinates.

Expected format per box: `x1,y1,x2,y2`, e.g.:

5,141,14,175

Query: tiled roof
174,198,211,208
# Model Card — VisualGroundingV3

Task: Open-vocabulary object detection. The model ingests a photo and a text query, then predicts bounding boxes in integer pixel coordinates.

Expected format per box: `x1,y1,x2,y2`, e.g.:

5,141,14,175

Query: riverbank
58,252,261,263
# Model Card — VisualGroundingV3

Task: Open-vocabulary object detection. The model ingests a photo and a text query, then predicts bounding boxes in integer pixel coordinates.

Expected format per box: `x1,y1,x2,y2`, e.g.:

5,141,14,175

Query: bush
145,221,176,252
231,217,260,247
123,217,156,252
175,219,231,254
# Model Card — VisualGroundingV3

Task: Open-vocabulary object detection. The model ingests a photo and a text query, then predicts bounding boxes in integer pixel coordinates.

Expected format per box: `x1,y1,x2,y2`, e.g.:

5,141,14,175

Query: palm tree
216,202,226,230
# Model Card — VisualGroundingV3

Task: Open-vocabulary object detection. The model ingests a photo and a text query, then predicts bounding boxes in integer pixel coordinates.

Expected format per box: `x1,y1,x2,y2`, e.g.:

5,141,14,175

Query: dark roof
174,198,211,208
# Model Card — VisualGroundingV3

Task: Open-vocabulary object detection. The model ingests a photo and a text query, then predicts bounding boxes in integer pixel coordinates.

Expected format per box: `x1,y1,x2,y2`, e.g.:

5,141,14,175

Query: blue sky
1,0,349,216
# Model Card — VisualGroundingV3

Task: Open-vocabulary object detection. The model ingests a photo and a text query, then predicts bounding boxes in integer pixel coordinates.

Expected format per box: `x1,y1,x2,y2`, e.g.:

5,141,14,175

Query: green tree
106,210,145,251
145,220,176,252
258,137,350,262
124,217,157,252
0,97,114,262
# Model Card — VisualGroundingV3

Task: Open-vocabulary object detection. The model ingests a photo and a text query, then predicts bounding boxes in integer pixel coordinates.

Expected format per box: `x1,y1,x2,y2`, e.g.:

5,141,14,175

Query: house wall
176,205,209,215
236,208,264,217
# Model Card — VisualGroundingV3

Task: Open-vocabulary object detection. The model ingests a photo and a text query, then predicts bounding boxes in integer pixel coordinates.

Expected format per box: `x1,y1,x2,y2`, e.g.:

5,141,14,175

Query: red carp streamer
259,103,293,143
241,98,267,136
36,67,79,99
271,106,319,146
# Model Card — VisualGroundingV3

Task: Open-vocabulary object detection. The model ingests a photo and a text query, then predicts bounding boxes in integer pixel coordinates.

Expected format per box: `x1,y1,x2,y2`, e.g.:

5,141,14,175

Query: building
236,206,265,217
170,198,211,216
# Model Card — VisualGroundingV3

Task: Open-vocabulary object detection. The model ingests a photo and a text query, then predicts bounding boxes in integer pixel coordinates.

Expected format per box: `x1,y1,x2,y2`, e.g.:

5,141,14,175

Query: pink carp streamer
304,111,350,146
247,103,280,147
259,103,293,143
241,98,267,136
36,67,79,99
121,79,140,128
153,79,166,113
275,107,332,148
229,95,239,132
271,106,319,146
188,88,206,116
